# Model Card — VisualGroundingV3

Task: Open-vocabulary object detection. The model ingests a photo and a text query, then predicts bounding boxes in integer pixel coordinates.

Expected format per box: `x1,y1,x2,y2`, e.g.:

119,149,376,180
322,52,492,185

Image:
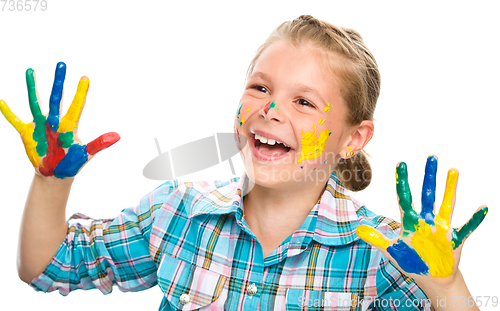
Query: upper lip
250,129,294,149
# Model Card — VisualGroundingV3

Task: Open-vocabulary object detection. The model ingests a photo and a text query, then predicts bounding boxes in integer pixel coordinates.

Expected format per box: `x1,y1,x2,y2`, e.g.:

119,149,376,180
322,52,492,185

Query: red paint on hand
86,132,120,155
39,124,65,176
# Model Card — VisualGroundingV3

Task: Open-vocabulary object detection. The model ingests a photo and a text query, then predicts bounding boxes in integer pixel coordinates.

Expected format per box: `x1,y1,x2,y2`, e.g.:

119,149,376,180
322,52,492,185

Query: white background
1,0,499,310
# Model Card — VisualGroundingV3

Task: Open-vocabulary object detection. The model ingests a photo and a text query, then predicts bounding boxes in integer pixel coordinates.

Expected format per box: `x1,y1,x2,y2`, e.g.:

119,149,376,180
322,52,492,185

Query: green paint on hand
59,131,74,148
451,206,488,249
26,69,48,157
396,162,420,235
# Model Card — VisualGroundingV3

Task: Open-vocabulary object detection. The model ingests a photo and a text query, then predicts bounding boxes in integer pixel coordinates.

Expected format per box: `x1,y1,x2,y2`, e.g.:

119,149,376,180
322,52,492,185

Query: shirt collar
189,172,361,246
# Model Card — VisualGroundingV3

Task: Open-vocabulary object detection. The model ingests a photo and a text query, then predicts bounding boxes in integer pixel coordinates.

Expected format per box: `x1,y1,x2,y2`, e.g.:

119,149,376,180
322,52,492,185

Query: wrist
416,269,479,310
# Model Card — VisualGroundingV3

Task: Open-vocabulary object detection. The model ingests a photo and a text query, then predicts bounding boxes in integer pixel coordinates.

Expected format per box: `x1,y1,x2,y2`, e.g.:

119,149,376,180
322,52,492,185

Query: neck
242,176,328,257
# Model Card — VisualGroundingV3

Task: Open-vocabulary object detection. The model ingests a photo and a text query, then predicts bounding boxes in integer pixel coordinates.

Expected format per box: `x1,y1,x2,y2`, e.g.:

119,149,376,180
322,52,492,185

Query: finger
47,62,66,132
25,68,44,120
356,225,389,249
435,169,459,230
421,155,438,225
0,100,28,134
86,132,120,155
356,225,430,276
451,206,488,250
396,162,419,235
0,100,41,167
54,144,89,179
59,76,89,134
26,68,48,157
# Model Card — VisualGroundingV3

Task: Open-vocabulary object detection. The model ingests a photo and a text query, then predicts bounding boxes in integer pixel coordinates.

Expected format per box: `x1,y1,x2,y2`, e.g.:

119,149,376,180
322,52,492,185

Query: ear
340,120,374,158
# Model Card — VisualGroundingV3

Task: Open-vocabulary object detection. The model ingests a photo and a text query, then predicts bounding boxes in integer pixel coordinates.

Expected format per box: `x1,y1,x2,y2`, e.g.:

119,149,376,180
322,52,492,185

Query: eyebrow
250,71,272,82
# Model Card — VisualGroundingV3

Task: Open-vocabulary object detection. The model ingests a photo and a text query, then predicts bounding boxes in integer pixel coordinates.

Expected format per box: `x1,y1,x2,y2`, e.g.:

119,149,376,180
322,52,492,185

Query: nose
259,100,283,122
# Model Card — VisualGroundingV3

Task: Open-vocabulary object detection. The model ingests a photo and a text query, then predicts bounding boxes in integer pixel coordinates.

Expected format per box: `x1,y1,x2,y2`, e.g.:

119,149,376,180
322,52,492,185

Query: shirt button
247,283,258,296
179,293,190,305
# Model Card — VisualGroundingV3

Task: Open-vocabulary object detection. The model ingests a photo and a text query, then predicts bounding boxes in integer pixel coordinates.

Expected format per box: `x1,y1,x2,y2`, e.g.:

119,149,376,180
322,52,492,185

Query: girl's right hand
0,62,120,179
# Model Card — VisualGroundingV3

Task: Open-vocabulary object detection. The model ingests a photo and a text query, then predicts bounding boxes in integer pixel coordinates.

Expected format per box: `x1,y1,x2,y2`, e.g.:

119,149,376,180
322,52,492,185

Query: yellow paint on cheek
411,220,454,277
21,123,41,167
317,118,325,125
297,125,331,163
356,225,389,249
324,102,330,112
240,115,245,124
246,107,251,113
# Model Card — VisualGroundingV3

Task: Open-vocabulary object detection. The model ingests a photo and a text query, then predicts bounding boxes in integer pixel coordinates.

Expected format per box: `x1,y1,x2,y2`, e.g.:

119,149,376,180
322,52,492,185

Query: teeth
254,133,290,148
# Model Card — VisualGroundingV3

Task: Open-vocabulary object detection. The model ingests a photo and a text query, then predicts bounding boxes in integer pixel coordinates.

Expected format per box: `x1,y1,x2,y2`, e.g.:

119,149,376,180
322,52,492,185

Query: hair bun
334,150,372,191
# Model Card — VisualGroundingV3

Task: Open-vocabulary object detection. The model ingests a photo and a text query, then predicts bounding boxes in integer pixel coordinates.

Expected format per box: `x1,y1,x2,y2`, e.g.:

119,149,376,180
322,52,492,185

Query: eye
296,98,315,108
251,85,270,94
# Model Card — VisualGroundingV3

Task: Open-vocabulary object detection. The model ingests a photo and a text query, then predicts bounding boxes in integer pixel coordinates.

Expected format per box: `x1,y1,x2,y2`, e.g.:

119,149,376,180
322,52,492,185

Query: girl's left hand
356,155,488,287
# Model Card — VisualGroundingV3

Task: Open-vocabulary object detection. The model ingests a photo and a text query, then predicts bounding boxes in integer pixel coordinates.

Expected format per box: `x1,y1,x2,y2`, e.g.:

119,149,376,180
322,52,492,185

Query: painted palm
0,62,120,178
356,156,488,278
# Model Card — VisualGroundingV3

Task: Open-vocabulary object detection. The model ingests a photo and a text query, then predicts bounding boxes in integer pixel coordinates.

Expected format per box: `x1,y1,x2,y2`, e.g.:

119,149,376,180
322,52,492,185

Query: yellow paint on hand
356,225,389,249
324,102,330,112
0,100,41,167
411,220,454,277
21,123,41,167
435,169,458,231
59,77,89,133
297,125,331,163
318,118,325,125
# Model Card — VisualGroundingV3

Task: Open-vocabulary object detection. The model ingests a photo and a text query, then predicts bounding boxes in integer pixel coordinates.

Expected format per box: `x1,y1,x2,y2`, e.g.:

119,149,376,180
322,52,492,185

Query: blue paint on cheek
421,156,437,225
387,240,429,275
54,144,88,178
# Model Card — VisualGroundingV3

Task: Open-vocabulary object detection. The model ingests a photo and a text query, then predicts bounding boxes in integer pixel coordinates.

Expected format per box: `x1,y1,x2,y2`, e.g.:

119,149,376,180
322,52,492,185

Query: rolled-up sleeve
30,180,177,296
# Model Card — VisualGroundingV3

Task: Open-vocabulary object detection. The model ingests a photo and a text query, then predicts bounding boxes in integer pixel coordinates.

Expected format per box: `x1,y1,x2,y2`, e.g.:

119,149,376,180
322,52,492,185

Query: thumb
356,224,430,276
356,224,390,250
86,132,120,156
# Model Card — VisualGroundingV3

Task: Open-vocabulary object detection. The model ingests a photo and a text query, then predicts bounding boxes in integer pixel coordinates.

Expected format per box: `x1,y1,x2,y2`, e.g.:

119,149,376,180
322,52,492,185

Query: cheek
296,116,334,164
234,101,254,128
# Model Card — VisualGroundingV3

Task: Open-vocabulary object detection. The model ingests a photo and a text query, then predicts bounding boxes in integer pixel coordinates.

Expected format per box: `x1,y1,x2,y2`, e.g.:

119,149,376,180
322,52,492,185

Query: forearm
417,269,479,311
17,173,73,283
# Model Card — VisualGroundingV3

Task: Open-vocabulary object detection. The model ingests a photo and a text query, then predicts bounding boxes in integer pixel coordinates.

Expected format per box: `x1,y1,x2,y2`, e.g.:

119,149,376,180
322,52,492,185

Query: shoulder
138,177,241,218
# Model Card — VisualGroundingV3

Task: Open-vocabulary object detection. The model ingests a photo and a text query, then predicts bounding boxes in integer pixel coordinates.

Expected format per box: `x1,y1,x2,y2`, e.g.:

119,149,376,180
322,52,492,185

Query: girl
0,15,488,310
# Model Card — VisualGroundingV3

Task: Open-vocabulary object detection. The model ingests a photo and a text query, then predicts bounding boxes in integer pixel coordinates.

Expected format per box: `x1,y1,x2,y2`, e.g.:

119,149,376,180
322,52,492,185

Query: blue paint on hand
47,62,66,132
387,240,429,275
54,144,88,178
421,155,437,225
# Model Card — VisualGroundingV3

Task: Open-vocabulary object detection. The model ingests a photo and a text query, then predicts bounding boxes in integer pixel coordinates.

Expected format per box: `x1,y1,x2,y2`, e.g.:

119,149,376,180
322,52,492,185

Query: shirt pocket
286,288,357,311
157,254,228,310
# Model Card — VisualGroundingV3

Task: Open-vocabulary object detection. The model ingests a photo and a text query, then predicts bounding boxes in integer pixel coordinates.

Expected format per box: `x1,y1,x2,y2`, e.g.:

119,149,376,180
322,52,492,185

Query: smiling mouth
251,133,293,160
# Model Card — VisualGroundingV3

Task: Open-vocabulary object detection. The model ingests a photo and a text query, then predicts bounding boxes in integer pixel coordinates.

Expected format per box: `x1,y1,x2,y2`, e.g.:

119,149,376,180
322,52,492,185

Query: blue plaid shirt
30,173,431,310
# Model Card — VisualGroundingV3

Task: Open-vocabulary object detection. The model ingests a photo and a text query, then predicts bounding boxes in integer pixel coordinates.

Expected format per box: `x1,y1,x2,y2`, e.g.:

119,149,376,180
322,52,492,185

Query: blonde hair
247,15,380,191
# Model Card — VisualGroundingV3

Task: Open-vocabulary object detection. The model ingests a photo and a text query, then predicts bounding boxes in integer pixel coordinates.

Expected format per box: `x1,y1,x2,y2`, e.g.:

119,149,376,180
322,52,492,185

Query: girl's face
235,40,356,190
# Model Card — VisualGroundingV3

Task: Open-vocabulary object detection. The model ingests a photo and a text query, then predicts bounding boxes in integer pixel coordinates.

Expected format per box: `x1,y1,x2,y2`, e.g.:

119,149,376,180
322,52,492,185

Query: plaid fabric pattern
31,173,431,310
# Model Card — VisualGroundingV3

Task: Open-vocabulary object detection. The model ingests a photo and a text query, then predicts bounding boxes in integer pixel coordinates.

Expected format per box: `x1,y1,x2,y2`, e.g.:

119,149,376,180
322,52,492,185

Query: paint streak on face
263,100,278,114
297,124,331,163
236,102,251,126
324,102,331,112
